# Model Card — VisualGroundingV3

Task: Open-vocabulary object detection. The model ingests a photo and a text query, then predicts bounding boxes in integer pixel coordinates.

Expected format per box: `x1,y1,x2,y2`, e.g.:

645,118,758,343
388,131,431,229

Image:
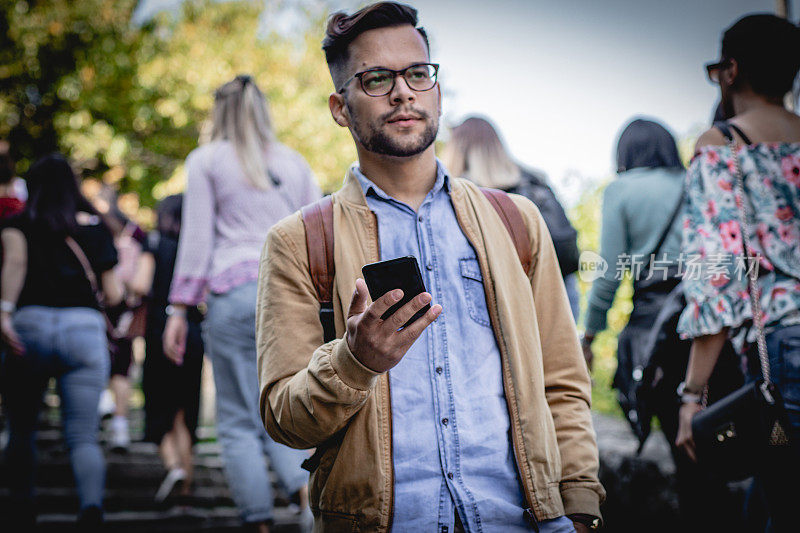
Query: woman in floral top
678,142,800,354
675,14,800,531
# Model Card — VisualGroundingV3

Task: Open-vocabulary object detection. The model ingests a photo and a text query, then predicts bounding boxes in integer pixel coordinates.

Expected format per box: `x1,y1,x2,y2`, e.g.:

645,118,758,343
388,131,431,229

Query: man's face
332,25,440,158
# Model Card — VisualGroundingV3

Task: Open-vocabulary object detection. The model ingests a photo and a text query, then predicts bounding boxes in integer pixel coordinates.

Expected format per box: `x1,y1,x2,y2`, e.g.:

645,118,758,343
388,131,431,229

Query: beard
347,103,439,157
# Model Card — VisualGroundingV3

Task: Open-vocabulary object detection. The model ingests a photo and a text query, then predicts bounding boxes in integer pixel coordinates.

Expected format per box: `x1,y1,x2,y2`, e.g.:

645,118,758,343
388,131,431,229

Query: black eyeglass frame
704,58,731,83
337,63,440,97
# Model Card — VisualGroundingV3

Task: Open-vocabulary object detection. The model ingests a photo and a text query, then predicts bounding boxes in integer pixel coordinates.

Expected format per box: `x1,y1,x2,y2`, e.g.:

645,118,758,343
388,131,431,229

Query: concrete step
34,505,306,532
0,485,235,513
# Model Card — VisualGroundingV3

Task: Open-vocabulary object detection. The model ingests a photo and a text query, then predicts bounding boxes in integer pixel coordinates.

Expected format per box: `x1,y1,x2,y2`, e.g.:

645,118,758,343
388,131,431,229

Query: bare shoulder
694,127,727,154
1,226,26,254
1,226,25,242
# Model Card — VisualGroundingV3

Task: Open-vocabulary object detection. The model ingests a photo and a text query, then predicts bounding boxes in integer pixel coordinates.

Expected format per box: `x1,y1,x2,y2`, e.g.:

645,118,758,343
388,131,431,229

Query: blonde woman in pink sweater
163,75,320,532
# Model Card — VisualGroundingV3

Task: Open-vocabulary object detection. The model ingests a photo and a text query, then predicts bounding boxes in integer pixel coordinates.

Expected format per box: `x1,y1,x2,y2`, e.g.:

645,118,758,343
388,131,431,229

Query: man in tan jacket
257,3,604,531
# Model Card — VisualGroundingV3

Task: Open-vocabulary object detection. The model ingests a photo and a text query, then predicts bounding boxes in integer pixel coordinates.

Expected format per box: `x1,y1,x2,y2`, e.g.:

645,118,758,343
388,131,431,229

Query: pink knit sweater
169,140,321,306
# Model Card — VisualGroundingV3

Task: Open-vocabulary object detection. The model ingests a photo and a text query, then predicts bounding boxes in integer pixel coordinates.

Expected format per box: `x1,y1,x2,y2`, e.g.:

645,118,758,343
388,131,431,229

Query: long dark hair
24,153,99,234
156,194,183,239
616,119,684,173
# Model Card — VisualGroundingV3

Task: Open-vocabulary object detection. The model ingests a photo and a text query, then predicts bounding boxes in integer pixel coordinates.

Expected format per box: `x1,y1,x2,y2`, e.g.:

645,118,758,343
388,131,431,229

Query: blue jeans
564,273,580,322
745,324,800,533
2,306,109,511
204,281,308,524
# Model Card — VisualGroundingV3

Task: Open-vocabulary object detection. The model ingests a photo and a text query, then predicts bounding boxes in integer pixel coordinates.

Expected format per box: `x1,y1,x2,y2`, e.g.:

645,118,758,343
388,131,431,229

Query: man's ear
329,93,351,128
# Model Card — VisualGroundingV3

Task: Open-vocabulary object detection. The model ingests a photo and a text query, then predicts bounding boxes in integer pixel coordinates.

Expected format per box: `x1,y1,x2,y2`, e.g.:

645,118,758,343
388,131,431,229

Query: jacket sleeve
511,195,606,518
256,215,380,449
584,182,627,334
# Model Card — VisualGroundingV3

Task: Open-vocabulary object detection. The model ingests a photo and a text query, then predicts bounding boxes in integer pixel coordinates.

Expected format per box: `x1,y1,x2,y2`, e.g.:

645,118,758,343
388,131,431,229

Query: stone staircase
0,390,307,532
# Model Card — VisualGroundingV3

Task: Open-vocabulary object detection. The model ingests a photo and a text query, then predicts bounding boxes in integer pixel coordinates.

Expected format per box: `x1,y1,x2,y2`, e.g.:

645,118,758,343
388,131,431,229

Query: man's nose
389,74,416,105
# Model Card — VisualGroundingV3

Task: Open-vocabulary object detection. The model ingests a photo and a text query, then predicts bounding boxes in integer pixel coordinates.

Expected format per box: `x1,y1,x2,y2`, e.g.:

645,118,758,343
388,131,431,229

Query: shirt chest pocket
459,257,491,327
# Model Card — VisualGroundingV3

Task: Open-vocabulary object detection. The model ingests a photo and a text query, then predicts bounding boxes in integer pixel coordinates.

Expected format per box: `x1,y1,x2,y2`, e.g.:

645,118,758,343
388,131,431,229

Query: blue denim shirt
353,164,574,533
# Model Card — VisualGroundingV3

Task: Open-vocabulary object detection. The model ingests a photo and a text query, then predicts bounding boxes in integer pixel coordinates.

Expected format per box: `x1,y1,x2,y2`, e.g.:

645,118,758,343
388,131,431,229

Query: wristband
568,513,601,530
165,305,186,318
0,300,16,313
677,381,705,404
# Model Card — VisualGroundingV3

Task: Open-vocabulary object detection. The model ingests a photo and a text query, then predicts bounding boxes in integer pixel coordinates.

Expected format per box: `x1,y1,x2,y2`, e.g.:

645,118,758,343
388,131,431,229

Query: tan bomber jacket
256,169,605,531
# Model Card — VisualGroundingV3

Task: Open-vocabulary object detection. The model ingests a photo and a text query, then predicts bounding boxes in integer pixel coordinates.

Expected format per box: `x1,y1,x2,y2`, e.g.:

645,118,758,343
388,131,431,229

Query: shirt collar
351,159,451,203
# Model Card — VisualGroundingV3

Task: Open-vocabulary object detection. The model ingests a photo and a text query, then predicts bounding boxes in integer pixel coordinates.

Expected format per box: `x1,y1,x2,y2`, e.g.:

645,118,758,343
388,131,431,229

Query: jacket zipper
451,197,540,531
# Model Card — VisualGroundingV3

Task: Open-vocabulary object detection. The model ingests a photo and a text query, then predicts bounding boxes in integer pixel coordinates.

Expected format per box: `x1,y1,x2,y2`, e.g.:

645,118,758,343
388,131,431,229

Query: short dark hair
322,2,429,90
616,118,684,173
721,14,800,99
156,193,183,239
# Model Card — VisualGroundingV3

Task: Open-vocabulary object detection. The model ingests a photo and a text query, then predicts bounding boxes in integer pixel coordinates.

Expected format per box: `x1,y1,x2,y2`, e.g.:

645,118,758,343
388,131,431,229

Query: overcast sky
134,0,798,202
412,0,797,202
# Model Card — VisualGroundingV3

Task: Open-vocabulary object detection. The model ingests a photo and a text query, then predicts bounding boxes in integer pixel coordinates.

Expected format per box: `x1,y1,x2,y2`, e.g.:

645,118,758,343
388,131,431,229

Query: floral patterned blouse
677,142,800,354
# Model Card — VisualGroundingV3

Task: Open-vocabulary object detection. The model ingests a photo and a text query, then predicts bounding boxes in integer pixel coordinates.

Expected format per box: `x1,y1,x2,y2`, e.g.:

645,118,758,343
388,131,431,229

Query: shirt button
447,472,454,480
426,263,433,271
418,215,424,222
441,418,448,426
435,366,443,374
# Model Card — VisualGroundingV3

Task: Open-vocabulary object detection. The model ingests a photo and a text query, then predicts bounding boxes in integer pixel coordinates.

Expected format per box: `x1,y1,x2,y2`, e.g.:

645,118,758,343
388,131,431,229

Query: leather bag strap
300,189,534,342
301,196,336,343
64,235,103,308
480,187,533,275
301,197,335,305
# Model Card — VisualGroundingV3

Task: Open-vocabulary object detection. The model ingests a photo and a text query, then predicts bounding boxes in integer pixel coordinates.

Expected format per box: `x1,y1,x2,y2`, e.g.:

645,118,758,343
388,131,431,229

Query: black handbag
690,135,792,481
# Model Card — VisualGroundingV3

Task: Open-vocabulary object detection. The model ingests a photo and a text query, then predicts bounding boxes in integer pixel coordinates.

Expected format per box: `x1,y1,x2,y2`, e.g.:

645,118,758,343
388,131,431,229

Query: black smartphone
362,256,431,328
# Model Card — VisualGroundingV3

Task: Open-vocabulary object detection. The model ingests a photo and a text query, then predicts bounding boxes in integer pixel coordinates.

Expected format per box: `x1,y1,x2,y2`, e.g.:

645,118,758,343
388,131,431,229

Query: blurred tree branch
1,0,355,224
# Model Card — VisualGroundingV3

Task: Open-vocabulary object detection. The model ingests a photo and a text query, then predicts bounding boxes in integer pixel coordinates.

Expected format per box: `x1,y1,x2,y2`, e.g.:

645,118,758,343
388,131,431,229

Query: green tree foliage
1,0,355,224
1,0,143,172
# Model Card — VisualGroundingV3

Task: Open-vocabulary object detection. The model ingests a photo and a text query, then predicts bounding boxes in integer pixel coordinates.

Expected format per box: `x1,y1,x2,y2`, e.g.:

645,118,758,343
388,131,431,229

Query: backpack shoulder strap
301,196,336,342
480,188,533,275
301,189,533,343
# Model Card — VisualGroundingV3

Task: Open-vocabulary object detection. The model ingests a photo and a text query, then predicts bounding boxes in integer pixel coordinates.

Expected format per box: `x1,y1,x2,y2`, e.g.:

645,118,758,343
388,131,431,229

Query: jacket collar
339,166,371,209
337,161,452,209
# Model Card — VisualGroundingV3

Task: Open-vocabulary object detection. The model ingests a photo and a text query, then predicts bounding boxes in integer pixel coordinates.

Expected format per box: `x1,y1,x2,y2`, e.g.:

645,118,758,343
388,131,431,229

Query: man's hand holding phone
346,278,441,373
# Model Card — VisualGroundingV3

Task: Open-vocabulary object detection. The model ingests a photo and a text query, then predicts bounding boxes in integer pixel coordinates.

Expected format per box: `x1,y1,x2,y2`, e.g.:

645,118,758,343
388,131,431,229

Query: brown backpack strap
301,190,531,342
300,196,341,472
301,196,336,342
480,188,533,275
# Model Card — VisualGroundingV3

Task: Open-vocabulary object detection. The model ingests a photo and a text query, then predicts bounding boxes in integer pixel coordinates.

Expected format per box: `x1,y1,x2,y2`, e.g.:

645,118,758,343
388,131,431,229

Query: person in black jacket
128,194,204,503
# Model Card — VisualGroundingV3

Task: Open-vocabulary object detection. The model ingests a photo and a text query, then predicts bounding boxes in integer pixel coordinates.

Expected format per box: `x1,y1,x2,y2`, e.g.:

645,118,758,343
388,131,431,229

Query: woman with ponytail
163,75,319,531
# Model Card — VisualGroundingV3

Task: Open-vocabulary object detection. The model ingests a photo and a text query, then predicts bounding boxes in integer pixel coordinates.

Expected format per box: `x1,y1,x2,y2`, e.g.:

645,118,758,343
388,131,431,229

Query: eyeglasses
338,63,440,97
705,58,730,84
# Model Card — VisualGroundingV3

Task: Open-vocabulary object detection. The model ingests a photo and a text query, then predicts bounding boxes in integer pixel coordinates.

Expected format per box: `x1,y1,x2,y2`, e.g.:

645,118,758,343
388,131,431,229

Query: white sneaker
97,389,115,420
155,467,187,503
109,415,130,452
